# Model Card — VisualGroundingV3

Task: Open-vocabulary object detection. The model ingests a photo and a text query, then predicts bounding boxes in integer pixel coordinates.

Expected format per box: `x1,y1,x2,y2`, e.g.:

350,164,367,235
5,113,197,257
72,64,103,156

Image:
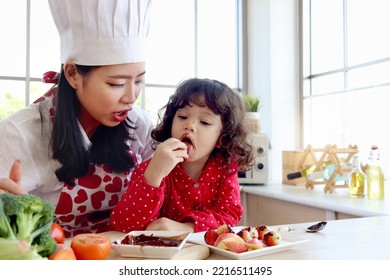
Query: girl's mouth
113,110,129,122
180,133,195,157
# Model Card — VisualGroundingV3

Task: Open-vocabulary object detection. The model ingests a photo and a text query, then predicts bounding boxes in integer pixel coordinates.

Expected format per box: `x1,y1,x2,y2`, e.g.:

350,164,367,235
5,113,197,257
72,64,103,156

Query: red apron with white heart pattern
33,88,147,238
55,164,130,238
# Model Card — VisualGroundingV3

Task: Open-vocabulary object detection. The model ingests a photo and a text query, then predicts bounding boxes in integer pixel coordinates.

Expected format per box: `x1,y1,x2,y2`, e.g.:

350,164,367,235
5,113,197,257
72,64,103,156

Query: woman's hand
0,160,27,195
144,138,188,187
146,217,194,232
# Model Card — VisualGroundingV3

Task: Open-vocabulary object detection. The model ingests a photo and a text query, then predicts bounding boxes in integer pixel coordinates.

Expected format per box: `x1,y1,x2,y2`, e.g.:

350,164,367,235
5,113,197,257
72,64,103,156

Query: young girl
111,78,255,233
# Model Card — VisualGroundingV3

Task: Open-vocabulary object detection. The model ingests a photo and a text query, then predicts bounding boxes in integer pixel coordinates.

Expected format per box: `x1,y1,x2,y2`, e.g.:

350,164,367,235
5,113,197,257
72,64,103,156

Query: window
0,0,58,120
0,0,241,125
302,0,390,176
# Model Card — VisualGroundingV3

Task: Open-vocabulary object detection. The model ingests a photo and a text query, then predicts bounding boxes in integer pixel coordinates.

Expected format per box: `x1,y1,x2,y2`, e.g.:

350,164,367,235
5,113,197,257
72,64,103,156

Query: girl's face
72,63,145,136
171,98,223,164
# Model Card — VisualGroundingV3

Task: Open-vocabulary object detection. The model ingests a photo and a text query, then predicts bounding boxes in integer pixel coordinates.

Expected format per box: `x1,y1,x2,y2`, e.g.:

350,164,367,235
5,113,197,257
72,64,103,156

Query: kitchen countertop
63,183,390,260
95,215,390,260
241,183,390,217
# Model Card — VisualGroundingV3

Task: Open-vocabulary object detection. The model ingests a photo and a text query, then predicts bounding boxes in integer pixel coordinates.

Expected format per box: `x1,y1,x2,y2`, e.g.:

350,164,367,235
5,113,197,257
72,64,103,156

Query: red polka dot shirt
111,154,243,232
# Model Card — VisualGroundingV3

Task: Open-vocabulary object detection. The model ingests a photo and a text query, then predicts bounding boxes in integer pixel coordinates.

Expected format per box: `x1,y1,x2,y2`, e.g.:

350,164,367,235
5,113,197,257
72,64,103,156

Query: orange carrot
49,244,77,260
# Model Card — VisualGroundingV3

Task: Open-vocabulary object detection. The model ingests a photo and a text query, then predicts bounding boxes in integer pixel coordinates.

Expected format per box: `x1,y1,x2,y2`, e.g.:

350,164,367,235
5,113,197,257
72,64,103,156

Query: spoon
273,221,327,233
305,221,327,233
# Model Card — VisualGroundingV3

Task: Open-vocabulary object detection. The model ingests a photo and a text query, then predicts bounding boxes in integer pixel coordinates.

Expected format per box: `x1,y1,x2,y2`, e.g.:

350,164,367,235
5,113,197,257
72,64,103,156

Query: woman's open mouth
113,110,129,122
180,133,195,157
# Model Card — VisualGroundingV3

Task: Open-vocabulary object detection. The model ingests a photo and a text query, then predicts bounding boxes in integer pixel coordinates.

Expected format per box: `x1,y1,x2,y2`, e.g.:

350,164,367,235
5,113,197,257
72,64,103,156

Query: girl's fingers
167,139,187,151
175,149,189,160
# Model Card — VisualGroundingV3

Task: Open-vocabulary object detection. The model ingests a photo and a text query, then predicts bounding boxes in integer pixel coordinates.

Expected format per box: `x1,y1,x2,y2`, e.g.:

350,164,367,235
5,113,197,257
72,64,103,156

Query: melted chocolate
116,234,182,247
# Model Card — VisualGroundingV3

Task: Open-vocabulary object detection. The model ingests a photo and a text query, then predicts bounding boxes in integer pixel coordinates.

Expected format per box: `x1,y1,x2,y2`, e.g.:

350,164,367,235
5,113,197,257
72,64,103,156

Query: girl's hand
144,138,188,187
0,160,27,195
146,217,195,232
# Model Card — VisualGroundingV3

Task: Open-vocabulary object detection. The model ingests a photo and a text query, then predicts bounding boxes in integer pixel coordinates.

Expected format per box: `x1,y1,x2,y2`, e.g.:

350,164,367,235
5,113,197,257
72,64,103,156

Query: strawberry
216,224,234,236
263,230,281,246
240,226,251,232
204,229,219,245
255,225,270,240
236,229,252,242
249,227,259,239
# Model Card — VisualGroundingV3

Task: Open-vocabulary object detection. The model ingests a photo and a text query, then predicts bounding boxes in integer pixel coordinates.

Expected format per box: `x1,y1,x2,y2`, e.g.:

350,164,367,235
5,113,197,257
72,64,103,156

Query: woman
0,0,153,237
111,78,255,233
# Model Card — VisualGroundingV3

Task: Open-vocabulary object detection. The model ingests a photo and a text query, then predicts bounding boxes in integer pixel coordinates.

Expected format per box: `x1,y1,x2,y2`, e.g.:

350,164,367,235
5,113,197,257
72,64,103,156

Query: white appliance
238,133,269,185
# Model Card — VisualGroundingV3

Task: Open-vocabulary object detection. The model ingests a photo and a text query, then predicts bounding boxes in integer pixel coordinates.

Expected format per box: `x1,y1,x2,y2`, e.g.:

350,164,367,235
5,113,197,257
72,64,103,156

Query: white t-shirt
0,94,154,207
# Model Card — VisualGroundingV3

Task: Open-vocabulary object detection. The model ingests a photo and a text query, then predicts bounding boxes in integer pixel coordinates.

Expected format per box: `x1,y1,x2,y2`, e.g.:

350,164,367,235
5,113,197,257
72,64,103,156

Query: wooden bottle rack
297,144,358,193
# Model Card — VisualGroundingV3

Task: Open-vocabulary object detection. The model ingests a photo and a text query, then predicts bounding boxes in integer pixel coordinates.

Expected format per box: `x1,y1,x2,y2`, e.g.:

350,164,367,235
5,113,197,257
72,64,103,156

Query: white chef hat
48,0,152,66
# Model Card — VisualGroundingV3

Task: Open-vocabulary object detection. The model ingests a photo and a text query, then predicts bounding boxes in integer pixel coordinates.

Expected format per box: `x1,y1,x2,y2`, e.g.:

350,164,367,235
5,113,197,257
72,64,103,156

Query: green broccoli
34,230,57,258
0,193,57,260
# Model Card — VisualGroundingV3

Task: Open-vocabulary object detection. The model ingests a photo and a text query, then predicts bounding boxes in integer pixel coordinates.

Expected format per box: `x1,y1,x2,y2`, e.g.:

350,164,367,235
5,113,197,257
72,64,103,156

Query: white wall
247,0,300,183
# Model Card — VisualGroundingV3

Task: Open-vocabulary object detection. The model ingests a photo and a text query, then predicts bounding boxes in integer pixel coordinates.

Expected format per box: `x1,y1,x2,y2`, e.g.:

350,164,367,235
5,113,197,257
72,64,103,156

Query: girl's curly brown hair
152,78,255,172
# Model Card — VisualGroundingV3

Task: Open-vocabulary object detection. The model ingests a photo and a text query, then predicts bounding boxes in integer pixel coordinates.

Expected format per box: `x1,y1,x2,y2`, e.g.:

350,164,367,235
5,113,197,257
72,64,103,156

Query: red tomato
71,233,111,260
51,222,65,244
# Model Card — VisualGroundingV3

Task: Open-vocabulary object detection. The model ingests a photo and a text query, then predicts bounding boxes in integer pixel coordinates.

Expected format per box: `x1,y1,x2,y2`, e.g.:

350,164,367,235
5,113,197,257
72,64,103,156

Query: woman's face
72,63,145,136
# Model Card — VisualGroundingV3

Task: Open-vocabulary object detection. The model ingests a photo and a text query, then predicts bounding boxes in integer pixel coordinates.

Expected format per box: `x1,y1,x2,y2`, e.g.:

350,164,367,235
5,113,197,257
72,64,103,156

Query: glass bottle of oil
366,145,384,199
287,164,317,180
348,154,366,198
287,160,332,180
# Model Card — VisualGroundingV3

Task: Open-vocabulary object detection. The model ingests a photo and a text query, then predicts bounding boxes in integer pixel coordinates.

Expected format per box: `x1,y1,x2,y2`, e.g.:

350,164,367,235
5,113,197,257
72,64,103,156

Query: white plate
112,231,191,259
188,227,309,260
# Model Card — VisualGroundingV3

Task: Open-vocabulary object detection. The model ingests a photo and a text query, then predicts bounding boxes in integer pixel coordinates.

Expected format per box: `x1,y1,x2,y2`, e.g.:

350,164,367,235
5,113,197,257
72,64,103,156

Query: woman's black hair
51,65,136,186
152,78,255,172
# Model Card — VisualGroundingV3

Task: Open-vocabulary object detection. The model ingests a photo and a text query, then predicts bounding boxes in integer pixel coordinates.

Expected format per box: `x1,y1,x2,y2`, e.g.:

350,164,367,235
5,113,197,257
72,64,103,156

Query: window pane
30,0,61,78
343,86,390,172
139,87,176,125
0,81,26,120
0,1,26,76
29,81,55,105
348,61,390,89
305,0,390,180
347,0,390,65
146,0,195,85
144,0,240,125
303,93,346,146
304,86,390,175
310,0,344,74
198,0,238,87
311,73,344,95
